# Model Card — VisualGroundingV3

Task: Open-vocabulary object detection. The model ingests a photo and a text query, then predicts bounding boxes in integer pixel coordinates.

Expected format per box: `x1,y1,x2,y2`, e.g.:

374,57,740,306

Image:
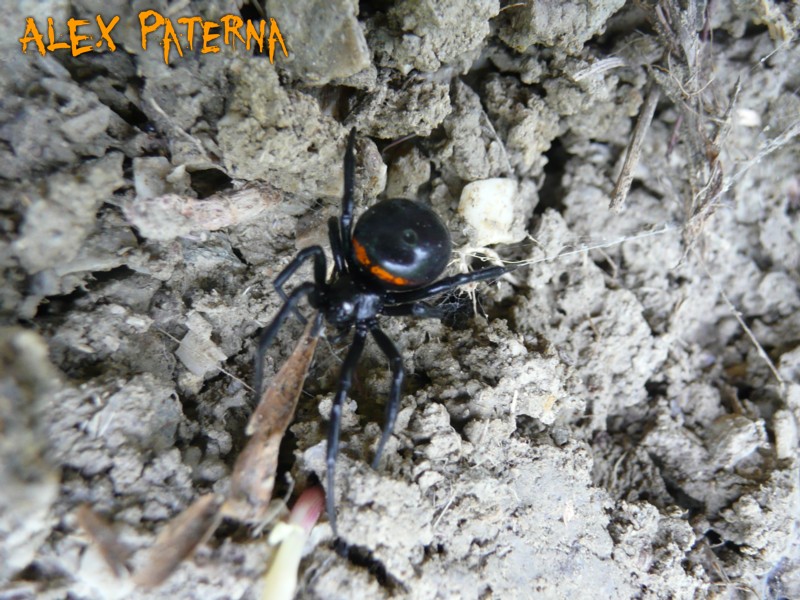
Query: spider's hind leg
383,302,445,320
369,324,405,470
385,265,510,305
326,324,367,537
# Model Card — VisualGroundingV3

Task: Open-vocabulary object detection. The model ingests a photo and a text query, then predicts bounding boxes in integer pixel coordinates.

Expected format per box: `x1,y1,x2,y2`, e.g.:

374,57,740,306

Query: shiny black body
253,129,508,536
352,198,452,289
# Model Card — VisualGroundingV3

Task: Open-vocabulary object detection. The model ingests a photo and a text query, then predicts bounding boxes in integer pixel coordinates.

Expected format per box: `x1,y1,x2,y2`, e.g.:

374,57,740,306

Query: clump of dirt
2,1,799,599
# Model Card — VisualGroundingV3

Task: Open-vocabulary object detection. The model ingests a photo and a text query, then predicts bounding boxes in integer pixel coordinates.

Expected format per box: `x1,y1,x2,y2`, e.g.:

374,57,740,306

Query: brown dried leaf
133,494,223,589
224,314,321,522
76,505,133,577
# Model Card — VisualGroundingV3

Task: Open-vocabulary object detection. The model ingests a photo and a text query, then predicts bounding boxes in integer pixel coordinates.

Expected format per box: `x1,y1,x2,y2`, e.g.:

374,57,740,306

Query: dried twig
572,57,627,81
640,1,751,257
610,81,661,213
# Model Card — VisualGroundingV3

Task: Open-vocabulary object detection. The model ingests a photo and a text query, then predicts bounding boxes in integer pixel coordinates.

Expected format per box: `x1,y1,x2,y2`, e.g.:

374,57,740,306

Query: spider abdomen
351,198,451,290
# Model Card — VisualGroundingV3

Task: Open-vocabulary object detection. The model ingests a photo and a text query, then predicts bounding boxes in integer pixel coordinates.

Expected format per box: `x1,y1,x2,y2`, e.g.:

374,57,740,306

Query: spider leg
369,324,405,469
383,302,445,319
326,323,367,537
253,281,316,405
385,265,510,305
339,128,357,268
273,245,326,323
328,216,347,275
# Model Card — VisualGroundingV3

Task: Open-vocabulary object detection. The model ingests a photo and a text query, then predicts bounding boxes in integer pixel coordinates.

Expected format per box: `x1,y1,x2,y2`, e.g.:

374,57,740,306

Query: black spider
253,129,509,535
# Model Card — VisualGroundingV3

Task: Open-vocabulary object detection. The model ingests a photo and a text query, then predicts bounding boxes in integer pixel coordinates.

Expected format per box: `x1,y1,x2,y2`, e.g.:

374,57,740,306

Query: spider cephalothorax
253,129,509,535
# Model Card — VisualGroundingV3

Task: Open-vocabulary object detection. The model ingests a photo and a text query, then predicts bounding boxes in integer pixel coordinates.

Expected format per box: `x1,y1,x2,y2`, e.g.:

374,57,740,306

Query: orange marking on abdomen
352,238,410,286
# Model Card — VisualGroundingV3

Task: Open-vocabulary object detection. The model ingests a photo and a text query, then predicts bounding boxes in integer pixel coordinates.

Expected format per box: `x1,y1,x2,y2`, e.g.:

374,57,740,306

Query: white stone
458,178,521,246
774,409,798,460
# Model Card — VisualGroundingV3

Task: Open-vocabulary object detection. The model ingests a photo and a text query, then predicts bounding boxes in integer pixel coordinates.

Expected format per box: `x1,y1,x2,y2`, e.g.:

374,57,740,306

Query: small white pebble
774,409,798,460
459,178,520,246
735,108,761,128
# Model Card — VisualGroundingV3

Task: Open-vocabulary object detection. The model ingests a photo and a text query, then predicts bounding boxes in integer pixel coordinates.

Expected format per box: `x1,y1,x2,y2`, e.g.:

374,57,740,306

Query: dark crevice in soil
271,429,300,500
190,168,233,199
56,53,154,133
649,453,706,516
405,369,433,395
33,288,89,321
535,139,569,215
230,244,250,267
645,378,669,399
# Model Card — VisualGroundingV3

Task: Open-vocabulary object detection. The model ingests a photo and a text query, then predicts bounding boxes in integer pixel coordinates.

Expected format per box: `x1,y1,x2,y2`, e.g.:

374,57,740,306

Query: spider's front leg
326,128,358,276
326,323,367,537
253,281,316,405
272,245,327,324
327,217,347,275
338,128,357,263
